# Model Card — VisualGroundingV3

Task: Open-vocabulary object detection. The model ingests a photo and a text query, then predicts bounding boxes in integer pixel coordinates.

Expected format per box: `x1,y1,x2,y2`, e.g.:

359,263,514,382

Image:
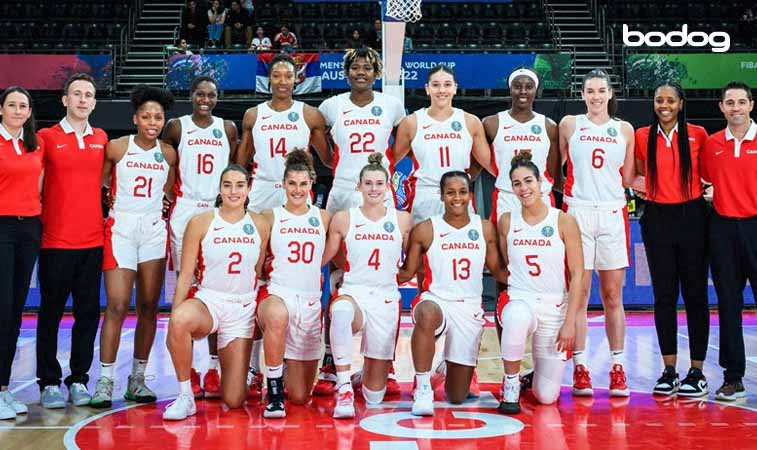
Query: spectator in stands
250,27,272,51
170,38,193,56
182,0,207,48
346,29,364,49
207,0,226,48
274,25,298,52
366,19,382,49
225,0,251,48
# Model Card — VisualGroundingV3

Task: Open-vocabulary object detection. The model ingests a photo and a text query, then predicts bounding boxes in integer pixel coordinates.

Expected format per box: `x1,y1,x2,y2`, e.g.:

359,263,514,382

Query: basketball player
321,153,412,418
163,76,238,399
483,67,561,222
399,171,507,416
236,53,330,395
91,85,177,408
496,152,583,414
392,65,493,225
163,165,270,420
255,149,330,418
559,69,637,397
314,47,405,398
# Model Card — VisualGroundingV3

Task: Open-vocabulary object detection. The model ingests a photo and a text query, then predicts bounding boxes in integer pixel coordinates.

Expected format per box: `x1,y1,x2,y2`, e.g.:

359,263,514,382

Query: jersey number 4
270,137,287,158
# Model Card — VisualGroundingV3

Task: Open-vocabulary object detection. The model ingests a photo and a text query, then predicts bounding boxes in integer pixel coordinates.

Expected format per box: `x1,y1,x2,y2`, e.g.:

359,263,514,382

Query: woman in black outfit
634,81,710,397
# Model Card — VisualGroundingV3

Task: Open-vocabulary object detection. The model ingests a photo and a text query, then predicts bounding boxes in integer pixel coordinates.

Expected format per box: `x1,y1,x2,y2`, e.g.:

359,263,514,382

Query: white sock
573,351,587,368
415,371,431,389
250,338,262,373
208,354,220,371
132,358,148,378
329,301,355,368
100,362,114,380
505,373,519,386
336,370,351,392
267,364,283,379
179,380,193,397
611,350,624,367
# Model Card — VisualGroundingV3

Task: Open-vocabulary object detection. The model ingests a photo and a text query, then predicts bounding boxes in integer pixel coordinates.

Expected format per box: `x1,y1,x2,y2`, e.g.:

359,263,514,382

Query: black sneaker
263,377,286,418
678,368,708,397
715,380,746,401
653,366,679,395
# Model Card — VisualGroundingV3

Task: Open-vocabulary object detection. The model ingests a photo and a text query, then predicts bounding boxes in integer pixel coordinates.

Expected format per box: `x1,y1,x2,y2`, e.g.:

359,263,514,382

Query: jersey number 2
228,252,242,274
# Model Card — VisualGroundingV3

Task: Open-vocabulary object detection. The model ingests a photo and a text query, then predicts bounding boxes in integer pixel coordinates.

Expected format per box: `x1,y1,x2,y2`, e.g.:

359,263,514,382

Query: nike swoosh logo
715,151,724,155
384,299,394,304
422,125,432,130
187,129,197,135
127,152,139,155
261,115,272,120
213,227,224,231
279,219,291,223
473,313,482,319
342,110,353,115
355,223,366,228
612,210,618,214
152,220,160,226
555,302,565,308
440,232,450,238
502,125,514,130
579,127,591,131
243,302,253,308
56,144,66,149
513,228,523,233
308,300,317,306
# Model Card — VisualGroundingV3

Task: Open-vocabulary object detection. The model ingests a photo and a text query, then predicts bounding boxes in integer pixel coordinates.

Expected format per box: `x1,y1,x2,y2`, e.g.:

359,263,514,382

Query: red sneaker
609,364,630,397
385,363,401,396
203,368,221,398
572,364,594,396
190,368,203,399
247,370,263,399
313,363,337,396
467,369,481,398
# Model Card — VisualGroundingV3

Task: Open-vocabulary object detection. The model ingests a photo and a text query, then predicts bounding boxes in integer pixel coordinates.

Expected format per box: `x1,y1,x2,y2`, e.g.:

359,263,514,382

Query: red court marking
72,384,757,450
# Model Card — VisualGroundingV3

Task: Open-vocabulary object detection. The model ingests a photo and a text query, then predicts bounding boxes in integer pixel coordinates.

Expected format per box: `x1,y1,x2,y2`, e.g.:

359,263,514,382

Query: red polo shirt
635,123,708,203
700,120,757,218
38,119,108,249
0,125,45,216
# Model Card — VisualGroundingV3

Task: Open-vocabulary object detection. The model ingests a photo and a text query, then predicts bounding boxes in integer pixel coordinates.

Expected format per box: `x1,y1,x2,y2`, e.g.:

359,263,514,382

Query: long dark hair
646,81,692,200
582,69,617,117
215,164,251,209
0,86,38,152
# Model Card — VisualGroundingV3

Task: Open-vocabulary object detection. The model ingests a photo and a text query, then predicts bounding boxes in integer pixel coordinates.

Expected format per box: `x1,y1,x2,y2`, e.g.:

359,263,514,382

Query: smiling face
441,175,470,216
191,80,218,117
582,77,612,116
347,56,377,92
269,61,295,100
510,166,542,208
425,70,457,108
63,79,96,122
133,101,165,141
720,88,754,128
219,169,250,209
510,75,537,110
284,170,312,207
653,85,682,128
358,169,388,206
1,91,31,131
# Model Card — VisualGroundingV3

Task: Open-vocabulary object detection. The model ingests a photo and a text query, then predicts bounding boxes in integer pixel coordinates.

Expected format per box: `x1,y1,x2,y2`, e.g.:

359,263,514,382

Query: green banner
626,53,757,89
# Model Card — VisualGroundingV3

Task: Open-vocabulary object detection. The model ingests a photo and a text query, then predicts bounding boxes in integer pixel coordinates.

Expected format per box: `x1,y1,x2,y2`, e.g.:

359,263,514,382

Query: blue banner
166,54,257,90
295,1,512,3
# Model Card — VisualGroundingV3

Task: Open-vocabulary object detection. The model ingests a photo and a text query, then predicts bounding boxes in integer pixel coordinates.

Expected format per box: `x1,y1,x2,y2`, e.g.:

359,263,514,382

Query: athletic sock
132,358,148,378
573,351,587,368
100,362,114,380
250,338,262,373
329,301,355,368
336,370,351,392
208,354,220,371
179,380,193,397
266,364,284,380
415,371,431,389
610,350,624,367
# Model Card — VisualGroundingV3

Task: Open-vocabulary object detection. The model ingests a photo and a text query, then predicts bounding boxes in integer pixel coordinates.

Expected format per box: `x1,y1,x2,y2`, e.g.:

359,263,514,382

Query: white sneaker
411,384,434,416
0,395,16,420
163,394,197,421
333,389,355,419
497,376,521,415
0,390,27,414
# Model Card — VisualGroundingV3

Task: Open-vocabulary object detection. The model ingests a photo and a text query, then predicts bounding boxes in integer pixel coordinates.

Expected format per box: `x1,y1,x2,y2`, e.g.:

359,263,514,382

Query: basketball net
382,0,422,111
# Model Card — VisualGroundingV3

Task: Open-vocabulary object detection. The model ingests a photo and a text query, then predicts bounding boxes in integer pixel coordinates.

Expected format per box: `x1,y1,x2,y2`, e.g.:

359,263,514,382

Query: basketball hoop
386,0,422,23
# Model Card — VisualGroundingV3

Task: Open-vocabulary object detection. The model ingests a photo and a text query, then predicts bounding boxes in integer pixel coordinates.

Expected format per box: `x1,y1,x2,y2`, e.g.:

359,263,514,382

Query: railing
542,0,562,48
116,0,144,89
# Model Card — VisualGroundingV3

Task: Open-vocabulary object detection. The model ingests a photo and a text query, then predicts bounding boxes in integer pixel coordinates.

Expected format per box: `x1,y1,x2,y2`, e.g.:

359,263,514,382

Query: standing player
314,47,405,397
321,153,412,418
163,165,269,420
162,76,238,399
236,52,330,397
255,150,330,418
399,171,507,416
496,152,583,414
559,69,636,397
392,65,493,225
35,73,108,409
91,85,177,408
700,81,756,401
483,67,561,222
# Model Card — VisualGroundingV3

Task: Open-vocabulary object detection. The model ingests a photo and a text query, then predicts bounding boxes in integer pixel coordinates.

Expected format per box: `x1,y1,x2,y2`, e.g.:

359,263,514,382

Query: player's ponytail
216,164,251,209
283,148,316,182
509,151,541,181
359,152,390,182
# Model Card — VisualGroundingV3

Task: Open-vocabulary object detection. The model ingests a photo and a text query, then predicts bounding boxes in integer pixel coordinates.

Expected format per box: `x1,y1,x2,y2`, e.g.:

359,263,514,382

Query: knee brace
362,385,386,405
499,300,535,361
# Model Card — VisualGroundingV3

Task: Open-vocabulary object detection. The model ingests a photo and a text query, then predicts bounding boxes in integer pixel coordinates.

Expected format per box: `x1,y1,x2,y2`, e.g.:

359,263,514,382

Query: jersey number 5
525,254,541,276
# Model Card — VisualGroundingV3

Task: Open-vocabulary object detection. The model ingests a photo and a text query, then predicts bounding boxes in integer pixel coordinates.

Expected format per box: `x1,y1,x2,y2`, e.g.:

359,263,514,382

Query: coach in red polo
700,80,756,402
35,73,108,409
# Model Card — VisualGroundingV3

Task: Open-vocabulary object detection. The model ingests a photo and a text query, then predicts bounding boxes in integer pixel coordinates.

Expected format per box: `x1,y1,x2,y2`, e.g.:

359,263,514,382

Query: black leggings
640,197,709,362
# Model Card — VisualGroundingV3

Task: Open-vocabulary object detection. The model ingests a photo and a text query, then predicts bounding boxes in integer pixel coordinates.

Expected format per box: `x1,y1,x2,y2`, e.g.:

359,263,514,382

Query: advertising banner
0,54,112,90
626,53,757,89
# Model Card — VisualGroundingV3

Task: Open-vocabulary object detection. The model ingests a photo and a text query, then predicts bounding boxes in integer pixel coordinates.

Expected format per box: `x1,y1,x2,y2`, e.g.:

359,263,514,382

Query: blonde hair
359,152,390,182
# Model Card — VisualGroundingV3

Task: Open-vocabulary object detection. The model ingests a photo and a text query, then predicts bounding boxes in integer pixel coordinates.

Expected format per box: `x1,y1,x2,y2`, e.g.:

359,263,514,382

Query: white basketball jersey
267,206,326,295
342,206,403,292
112,135,169,215
251,101,311,182
197,210,260,296
319,92,404,190
492,111,553,195
424,215,486,301
175,115,231,201
565,115,627,203
409,108,473,188
507,207,566,296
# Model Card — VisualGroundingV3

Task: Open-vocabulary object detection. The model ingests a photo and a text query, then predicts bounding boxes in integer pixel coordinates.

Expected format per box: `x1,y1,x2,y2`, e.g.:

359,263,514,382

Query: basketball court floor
3,311,756,450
